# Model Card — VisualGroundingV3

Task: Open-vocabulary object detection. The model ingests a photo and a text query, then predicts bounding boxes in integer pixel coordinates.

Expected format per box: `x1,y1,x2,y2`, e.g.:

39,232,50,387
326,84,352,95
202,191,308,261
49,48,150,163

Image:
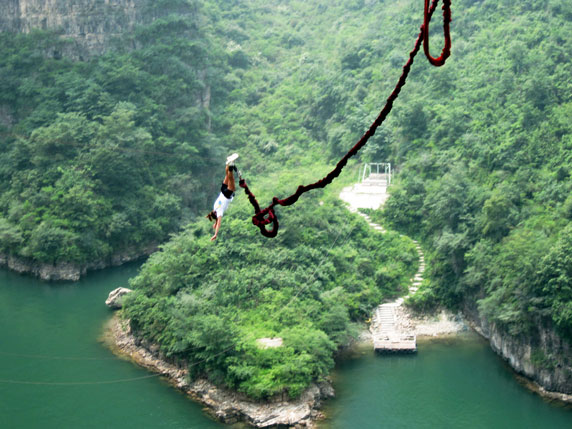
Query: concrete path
340,172,425,353
339,173,390,212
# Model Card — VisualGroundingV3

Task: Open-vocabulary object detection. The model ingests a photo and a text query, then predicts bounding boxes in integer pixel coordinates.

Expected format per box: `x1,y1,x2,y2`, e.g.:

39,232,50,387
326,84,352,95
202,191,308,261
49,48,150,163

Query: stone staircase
339,171,425,353
371,302,416,352
406,241,425,297
339,173,390,210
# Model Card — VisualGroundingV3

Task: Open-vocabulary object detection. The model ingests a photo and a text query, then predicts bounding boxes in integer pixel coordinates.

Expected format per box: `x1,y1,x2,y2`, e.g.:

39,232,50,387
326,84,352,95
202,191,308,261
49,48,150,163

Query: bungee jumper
238,0,452,238
206,153,240,241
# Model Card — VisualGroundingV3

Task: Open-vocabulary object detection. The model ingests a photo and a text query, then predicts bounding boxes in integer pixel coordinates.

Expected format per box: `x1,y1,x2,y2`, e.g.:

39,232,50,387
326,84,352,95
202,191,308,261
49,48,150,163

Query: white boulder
105,287,133,309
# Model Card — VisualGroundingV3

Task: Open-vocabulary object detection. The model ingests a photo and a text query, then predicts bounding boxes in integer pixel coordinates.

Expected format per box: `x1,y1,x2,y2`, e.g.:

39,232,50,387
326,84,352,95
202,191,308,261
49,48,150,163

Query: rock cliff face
0,243,156,281
469,310,572,402
0,0,148,58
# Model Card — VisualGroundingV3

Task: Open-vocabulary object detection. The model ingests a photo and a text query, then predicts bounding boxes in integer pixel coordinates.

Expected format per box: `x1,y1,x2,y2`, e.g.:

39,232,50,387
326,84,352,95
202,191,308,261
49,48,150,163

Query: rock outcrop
0,254,82,281
105,287,133,308
105,315,333,428
0,0,147,59
0,0,202,59
469,311,572,403
0,243,156,281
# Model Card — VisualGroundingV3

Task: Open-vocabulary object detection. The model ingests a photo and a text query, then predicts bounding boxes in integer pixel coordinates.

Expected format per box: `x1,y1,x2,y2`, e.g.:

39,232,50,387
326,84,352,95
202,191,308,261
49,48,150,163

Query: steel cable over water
0,211,360,386
0,0,452,386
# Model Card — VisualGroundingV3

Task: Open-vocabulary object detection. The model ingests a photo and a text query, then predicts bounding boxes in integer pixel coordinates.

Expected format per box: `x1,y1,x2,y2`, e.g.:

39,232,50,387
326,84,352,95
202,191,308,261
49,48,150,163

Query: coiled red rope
239,0,452,238
423,0,451,66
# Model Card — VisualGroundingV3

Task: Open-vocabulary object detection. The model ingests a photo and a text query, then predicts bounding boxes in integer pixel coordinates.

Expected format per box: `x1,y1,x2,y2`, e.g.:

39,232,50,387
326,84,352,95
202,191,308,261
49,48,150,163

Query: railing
359,162,391,185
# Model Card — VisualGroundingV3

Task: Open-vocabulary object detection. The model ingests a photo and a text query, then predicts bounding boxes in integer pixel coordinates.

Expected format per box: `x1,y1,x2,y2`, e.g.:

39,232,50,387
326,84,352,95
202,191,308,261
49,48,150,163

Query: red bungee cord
239,0,452,238
423,0,451,66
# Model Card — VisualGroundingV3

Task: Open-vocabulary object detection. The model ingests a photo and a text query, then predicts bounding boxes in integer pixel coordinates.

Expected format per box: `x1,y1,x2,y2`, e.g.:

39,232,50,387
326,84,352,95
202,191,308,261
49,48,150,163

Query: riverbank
468,315,572,405
103,314,334,428
398,302,572,404
395,307,467,338
359,307,468,345
362,304,572,405
0,244,157,281
340,175,571,403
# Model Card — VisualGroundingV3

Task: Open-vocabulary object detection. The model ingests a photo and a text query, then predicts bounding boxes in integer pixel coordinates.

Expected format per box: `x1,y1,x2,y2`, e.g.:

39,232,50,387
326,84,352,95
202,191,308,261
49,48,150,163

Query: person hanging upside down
206,153,240,241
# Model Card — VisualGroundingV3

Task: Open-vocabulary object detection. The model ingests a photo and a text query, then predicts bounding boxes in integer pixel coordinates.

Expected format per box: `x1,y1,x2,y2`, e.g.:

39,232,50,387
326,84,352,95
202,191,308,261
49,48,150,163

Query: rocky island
105,311,333,428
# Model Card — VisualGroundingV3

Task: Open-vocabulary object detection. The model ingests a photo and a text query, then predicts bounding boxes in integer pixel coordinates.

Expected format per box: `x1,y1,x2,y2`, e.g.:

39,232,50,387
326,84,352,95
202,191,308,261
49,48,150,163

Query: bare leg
223,165,236,191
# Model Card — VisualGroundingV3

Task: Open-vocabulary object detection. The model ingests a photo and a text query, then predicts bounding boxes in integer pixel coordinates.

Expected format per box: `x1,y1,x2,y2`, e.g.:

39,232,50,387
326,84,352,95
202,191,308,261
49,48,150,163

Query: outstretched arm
211,217,221,241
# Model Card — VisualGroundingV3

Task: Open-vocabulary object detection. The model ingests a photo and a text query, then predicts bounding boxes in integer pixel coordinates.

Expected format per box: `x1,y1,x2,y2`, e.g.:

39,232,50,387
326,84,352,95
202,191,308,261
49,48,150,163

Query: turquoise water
321,337,572,428
0,265,223,429
1,265,571,428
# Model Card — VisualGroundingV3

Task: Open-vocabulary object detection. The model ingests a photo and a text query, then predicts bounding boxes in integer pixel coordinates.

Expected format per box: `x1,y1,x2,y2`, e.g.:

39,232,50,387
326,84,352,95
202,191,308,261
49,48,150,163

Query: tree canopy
123,181,418,399
378,0,572,347
0,1,218,264
1,0,571,398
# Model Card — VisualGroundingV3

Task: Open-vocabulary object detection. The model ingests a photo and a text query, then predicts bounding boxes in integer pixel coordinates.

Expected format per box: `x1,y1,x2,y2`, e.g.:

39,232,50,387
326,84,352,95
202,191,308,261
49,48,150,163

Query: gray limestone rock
469,310,572,399
0,0,144,59
105,287,133,309
107,316,332,427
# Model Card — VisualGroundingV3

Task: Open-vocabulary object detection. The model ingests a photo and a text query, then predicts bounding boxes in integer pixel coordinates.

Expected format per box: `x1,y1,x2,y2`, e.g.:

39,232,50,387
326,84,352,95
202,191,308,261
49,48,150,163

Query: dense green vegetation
117,0,430,399
2,0,571,400
124,177,417,398
0,0,423,397
204,0,572,348
0,1,218,264
377,0,572,344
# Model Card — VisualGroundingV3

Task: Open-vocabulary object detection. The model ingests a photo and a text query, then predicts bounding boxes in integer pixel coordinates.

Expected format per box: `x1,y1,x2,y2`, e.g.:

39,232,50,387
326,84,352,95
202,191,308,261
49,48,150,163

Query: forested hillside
124,183,417,399
378,0,572,350
203,0,572,350
0,0,218,265
0,0,423,397
116,0,438,400
1,0,571,400
123,0,572,397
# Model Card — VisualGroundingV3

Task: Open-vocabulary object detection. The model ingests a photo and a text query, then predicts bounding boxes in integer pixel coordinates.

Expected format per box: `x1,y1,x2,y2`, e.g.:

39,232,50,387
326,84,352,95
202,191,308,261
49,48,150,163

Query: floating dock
371,303,417,353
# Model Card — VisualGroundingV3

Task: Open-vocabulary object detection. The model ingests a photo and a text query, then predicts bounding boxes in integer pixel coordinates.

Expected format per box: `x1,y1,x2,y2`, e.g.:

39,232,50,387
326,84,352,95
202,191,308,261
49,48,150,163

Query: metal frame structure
359,162,391,185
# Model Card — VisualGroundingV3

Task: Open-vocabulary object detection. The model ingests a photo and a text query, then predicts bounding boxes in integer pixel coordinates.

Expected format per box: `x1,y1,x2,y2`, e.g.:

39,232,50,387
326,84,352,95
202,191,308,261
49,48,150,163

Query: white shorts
213,192,233,218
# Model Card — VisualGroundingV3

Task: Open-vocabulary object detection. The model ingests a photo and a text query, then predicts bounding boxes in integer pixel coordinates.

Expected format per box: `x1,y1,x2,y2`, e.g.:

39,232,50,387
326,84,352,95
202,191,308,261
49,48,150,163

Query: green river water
1,264,571,429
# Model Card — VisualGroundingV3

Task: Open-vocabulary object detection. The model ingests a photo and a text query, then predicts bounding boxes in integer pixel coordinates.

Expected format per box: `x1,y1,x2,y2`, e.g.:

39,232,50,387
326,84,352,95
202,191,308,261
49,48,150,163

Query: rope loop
252,208,272,226
423,0,452,66
238,0,451,238
252,208,279,238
